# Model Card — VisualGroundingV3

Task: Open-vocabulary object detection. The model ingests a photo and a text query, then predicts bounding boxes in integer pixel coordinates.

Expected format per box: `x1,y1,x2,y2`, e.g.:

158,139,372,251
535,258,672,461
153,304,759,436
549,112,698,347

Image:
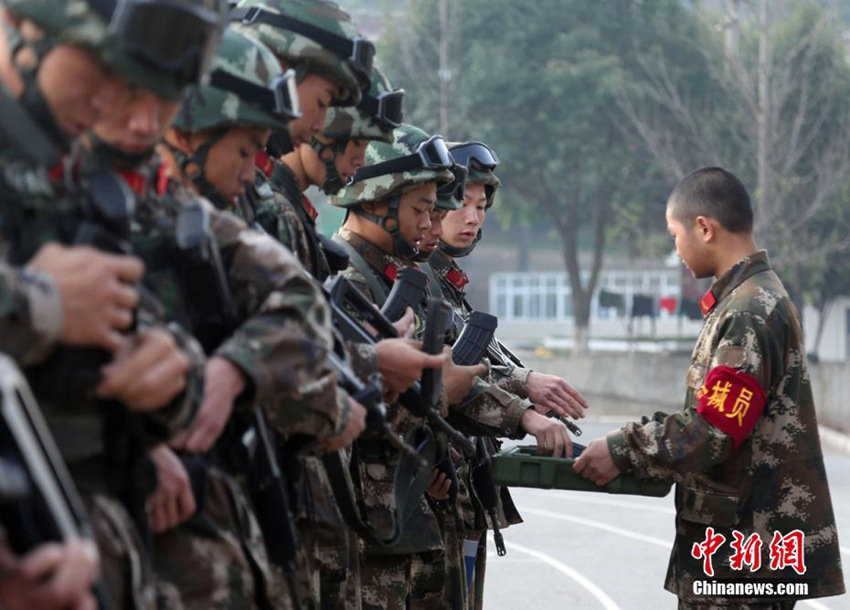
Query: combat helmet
168,28,293,207
313,65,403,195
229,0,372,106
3,0,226,151
332,123,460,258
437,141,501,258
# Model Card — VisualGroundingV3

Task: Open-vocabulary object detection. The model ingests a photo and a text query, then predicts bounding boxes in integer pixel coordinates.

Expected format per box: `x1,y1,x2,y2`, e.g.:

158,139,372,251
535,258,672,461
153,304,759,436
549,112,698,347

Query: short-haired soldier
573,167,845,607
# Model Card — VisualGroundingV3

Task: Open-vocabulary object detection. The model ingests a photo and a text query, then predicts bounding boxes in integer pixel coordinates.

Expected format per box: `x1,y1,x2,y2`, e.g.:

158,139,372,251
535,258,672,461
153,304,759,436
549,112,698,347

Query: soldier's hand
391,306,416,338
97,328,189,411
520,409,572,458
526,372,589,420
376,338,446,394
0,539,100,610
29,243,144,352
425,468,451,501
147,445,197,533
443,349,487,404
320,398,367,451
171,357,245,454
573,438,620,486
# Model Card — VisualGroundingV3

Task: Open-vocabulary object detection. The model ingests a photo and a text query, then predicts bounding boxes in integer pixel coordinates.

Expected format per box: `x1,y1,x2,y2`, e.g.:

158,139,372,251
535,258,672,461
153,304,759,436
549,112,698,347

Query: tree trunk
756,0,771,227
438,0,451,135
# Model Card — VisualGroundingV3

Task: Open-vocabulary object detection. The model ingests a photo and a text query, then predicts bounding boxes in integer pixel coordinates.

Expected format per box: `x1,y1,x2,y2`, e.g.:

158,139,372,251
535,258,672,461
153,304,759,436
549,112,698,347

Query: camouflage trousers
296,520,361,610
153,468,292,610
88,494,158,609
678,602,796,609
359,550,445,610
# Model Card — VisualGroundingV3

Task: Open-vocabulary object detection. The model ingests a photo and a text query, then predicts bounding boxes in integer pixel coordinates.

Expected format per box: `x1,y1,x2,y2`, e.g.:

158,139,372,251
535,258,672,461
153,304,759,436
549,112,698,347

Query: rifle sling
321,428,436,548
332,235,391,305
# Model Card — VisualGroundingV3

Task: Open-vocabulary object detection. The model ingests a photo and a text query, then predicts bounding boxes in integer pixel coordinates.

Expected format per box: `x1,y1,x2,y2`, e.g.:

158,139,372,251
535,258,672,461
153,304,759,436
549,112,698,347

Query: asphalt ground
484,420,850,610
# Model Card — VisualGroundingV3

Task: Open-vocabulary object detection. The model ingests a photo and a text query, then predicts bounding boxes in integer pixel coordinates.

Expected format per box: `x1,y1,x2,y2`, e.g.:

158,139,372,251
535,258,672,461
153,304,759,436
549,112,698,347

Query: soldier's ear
695,215,716,243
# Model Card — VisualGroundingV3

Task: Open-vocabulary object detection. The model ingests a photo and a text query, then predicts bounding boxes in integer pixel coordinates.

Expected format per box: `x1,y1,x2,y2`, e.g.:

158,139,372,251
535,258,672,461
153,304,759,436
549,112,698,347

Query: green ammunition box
491,445,673,498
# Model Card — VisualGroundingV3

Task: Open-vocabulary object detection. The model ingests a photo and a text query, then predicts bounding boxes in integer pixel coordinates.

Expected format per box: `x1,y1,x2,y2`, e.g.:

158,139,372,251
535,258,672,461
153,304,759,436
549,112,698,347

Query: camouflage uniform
607,251,845,604
229,12,384,607
0,0,225,605
425,248,524,610
331,125,532,609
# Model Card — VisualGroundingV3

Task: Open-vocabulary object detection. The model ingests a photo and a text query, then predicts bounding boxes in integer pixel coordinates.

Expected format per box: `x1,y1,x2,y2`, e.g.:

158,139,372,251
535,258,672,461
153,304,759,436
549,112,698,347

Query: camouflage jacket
607,251,844,602
333,227,448,555
426,249,532,399
103,153,343,441
0,87,203,466
250,154,332,281
335,228,529,438
424,250,524,532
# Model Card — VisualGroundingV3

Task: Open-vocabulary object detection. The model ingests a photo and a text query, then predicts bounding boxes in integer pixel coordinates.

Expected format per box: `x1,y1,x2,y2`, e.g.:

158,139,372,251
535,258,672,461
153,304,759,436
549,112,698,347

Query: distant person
573,167,844,608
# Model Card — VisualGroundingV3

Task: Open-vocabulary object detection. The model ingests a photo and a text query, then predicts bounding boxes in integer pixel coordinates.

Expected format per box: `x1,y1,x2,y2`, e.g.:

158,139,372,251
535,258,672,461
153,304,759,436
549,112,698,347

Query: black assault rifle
0,355,113,608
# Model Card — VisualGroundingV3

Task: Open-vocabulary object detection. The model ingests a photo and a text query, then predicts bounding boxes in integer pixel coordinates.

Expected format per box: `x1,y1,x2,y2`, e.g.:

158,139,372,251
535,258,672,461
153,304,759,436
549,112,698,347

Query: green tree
382,0,704,351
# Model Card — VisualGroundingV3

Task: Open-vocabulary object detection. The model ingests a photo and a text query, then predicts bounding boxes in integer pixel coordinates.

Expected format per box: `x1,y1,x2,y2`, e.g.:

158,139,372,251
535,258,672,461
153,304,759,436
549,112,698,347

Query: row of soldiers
0,1,590,609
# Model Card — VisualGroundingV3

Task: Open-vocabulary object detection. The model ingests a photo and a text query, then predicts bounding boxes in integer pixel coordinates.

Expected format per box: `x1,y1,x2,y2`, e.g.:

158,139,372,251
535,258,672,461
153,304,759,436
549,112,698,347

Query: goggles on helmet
358,88,404,128
229,6,375,91
448,141,499,171
108,0,225,88
437,163,468,202
353,135,453,182
208,67,301,120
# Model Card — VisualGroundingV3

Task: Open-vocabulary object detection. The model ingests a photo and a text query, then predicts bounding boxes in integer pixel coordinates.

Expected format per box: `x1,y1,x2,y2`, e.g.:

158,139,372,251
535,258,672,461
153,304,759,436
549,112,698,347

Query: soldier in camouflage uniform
81,28,347,608
415,140,589,608
0,0,225,606
230,0,370,157
575,167,845,607
331,123,573,608
252,66,407,610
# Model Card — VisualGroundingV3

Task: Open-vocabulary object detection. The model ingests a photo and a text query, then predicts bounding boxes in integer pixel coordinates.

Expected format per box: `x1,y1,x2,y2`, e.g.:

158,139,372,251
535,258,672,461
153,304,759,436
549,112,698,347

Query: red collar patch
384,263,399,282
699,290,717,317
255,150,275,178
47,162,64,184
446,268,469,290
301,196,318,221
118,169,146,197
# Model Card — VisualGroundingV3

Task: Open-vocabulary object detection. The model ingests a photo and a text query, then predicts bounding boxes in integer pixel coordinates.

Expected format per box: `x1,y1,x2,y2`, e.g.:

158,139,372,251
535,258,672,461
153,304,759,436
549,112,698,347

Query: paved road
485,421,850,609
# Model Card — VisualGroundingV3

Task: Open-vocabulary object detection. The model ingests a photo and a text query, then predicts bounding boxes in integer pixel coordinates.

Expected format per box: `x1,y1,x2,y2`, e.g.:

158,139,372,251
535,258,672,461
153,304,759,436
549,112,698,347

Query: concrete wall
517,352,850,432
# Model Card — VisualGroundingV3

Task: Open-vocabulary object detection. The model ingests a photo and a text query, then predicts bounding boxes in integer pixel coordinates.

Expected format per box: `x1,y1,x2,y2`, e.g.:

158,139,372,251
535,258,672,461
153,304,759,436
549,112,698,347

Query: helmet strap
312,137,347,195
5,22,69,151
88,131,154,170
164,130,230,209
355,196,418,259
439,229,482,258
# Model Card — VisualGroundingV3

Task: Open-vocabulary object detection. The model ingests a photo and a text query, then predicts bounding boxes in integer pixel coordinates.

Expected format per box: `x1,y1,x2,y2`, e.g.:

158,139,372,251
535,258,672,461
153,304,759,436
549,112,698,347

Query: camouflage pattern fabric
5,0,224,101
231,0,365,106
172,29,287,133
88,494,159,609
153,468,293,610
607,251,844,603
0,263,64,366
321,66,396,144
331,125,455,209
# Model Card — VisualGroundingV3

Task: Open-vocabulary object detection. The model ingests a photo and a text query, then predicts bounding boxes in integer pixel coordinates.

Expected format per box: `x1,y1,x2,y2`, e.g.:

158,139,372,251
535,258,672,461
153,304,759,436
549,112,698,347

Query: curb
820,426,850,455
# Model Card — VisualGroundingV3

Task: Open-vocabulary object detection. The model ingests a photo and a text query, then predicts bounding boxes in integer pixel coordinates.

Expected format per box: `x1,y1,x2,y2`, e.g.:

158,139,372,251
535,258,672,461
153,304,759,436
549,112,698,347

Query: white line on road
513,488,676,515
505,540,622,610
518,506,672,549
520,507,840,609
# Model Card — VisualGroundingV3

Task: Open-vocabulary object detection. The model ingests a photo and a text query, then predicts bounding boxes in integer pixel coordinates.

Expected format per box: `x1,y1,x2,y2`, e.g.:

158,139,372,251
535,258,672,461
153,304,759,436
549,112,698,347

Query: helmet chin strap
439,229,482,258
355,196,419,259
312,138,347,195
267,130,294,157
163,132,231,209
88,132,155,170
4,21,70,151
